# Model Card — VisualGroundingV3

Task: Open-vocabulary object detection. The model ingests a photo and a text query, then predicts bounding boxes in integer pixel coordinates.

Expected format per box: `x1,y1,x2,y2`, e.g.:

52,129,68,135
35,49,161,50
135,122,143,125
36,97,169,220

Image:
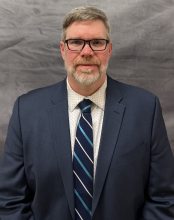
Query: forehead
65,19,107,40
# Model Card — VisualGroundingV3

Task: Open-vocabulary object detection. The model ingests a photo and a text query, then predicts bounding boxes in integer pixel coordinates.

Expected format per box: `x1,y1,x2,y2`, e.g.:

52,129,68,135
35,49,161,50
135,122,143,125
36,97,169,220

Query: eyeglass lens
67,39,107,51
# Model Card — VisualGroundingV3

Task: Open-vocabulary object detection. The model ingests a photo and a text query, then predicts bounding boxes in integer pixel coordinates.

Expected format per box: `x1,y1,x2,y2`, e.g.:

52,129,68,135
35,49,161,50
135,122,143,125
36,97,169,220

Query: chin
73,71,101,86
65,62,107,86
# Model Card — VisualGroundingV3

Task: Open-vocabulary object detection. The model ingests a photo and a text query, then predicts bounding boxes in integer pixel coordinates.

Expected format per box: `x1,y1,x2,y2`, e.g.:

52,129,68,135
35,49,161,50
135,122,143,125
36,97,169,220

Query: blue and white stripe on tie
73,99,93,220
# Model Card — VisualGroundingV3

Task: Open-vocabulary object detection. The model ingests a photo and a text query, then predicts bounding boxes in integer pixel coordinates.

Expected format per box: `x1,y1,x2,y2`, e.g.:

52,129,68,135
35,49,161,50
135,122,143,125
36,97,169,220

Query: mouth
77,64,98,68
74,59,100,69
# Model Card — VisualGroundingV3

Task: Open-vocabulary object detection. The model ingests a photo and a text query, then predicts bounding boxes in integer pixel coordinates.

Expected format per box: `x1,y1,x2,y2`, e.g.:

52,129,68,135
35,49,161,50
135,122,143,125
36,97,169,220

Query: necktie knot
78,99,92,113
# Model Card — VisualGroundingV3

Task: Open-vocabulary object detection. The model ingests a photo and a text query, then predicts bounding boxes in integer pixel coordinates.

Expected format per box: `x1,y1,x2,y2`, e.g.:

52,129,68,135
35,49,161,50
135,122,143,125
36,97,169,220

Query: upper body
0,6,174,220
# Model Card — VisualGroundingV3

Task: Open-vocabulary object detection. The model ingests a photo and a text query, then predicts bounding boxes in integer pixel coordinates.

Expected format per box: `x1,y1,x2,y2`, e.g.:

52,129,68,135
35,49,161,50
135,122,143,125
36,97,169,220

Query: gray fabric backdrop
0,0,174,158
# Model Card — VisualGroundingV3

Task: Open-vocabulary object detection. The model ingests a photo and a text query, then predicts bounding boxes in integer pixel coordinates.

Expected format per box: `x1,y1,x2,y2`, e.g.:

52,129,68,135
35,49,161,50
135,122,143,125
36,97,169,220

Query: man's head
60,6,112,91
61,6,111,42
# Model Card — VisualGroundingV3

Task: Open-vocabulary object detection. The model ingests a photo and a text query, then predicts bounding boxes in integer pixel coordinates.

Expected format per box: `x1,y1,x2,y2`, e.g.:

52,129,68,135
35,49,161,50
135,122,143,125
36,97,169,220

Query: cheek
65,53,78,64
99,54,109,65
97,49,109,63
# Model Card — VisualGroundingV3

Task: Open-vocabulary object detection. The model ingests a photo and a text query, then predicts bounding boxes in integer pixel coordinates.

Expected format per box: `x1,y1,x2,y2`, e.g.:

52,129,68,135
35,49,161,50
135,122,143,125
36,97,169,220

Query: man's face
60,19,112,86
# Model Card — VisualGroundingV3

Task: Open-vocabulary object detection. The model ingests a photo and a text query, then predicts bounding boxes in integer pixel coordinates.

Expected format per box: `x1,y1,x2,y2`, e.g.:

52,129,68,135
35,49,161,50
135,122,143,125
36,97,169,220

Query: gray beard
64,62,108,86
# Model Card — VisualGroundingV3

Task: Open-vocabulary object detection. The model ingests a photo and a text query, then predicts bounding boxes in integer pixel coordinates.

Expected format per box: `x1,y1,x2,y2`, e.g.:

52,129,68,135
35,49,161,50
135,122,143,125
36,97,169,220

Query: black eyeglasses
64,39,109,51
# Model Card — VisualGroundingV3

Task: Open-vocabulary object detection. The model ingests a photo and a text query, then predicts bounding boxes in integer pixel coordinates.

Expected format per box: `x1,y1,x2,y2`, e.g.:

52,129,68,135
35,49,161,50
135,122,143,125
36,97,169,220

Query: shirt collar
67,77,107,112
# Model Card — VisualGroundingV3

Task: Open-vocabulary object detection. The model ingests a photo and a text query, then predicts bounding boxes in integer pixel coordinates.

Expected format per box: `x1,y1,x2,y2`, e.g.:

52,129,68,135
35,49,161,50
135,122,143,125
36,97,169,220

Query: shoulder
15,78,67,111
21,78,66,99
107,75,157,104
106,75,161,118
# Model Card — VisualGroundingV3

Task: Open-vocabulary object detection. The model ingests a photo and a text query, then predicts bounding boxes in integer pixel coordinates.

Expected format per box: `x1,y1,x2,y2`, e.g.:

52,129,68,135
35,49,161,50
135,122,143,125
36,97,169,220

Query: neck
67,73,106,96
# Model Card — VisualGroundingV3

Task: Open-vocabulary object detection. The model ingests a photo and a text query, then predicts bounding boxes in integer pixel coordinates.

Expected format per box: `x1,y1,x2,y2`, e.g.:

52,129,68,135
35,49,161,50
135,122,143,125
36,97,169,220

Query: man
0,6,174,220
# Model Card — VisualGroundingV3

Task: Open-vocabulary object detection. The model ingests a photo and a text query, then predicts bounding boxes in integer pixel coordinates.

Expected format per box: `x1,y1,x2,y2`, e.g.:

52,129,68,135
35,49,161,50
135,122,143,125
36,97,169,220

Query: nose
80,42,94,56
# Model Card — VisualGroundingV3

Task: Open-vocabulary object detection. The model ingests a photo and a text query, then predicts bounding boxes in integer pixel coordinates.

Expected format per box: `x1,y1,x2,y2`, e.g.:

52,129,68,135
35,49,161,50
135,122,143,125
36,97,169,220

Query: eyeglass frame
64,39,110,51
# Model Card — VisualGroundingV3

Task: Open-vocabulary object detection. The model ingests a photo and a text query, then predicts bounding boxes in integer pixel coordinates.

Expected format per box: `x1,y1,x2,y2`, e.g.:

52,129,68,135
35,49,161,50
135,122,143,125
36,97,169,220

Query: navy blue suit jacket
0,75,174,220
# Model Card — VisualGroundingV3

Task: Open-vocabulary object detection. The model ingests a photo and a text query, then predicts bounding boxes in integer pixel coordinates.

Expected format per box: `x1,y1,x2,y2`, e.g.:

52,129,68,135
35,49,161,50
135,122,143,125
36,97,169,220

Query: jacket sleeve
141,97,174,220
0,97,34,220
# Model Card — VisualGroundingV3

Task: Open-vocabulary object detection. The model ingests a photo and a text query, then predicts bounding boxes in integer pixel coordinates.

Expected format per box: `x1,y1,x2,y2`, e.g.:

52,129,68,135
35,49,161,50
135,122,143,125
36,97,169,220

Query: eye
91,40,103,45
69,40,83,45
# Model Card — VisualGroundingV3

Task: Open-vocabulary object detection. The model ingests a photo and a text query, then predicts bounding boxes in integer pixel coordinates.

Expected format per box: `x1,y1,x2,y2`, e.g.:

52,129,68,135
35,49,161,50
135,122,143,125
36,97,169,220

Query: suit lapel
92,76,125,215
47,79,75,220
46,76,125,219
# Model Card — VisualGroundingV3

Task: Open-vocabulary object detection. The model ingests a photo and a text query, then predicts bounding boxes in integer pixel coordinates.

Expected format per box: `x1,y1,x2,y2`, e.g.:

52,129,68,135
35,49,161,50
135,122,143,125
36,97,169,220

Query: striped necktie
73,99,93,220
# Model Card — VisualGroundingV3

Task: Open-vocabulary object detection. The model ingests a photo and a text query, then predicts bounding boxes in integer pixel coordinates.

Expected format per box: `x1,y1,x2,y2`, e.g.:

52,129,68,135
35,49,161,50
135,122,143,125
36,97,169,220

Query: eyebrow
66,37,106,40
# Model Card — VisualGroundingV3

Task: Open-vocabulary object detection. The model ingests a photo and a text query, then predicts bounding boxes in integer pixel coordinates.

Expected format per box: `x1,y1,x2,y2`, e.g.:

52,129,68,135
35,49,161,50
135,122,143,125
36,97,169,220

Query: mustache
73,58,101,68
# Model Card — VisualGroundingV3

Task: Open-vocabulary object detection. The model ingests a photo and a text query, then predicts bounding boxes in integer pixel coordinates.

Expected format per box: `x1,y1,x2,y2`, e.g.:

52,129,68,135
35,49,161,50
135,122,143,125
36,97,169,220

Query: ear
60,41,65,60
108,42,113,60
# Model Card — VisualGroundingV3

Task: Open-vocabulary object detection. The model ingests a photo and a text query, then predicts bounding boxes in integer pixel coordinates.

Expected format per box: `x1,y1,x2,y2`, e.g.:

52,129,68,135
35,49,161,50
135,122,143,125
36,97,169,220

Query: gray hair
61,6,111,41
